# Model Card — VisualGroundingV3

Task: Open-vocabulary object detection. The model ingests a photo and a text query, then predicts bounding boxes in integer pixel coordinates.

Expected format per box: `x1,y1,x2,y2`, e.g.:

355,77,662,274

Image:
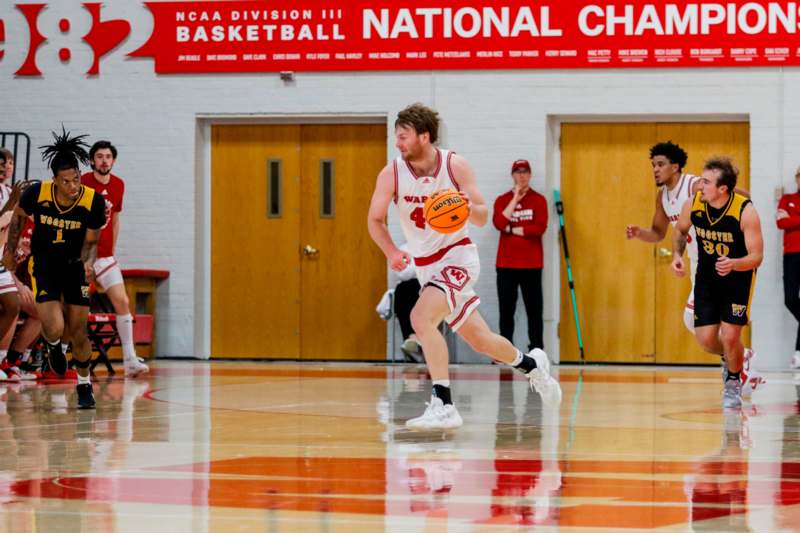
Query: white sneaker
405,396,463,430
401,337,421,355
741,348,765,398
723,378,742,410
527,348,562,405
124,357,149,378
791,351,800,369
10,366,37,381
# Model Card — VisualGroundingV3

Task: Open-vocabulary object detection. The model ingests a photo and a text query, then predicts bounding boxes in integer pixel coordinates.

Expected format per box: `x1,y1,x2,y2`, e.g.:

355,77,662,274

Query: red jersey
81,172,125,258
492,189,548,269
778,191,800,254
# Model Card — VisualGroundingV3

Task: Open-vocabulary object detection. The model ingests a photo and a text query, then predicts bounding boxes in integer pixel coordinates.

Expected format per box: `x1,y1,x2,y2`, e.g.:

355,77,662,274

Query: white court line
669,377,800,385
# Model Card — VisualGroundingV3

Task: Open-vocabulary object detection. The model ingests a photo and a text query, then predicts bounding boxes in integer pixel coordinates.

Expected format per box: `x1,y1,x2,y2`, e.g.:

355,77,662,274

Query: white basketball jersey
661,173,698,266
395,148,469,259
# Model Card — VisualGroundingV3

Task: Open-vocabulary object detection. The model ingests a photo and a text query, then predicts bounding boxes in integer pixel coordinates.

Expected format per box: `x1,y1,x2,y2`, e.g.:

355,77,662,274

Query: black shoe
19,361,40,373
76,383,95,410
47,343,67,376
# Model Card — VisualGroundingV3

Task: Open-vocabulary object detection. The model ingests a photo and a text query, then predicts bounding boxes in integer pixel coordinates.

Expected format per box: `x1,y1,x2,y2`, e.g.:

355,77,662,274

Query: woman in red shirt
778,167,800,369
492,160,548,350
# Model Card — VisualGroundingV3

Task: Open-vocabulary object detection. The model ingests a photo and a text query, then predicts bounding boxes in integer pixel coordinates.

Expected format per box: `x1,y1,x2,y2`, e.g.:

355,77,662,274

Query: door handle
657,247,672,258
303,244,319,257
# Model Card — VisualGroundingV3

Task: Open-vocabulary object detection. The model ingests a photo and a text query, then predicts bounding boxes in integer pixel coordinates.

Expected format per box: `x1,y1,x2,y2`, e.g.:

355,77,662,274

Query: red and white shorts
0,270,17,295
93,256,124,290
415,243,481,332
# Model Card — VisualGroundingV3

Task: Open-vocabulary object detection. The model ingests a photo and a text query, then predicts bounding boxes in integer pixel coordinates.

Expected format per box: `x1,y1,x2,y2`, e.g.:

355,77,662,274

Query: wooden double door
559,122,750,364
211,124,387,359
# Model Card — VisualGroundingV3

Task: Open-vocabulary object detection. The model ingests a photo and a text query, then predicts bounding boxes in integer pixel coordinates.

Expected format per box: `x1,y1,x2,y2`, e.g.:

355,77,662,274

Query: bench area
87,269,169,373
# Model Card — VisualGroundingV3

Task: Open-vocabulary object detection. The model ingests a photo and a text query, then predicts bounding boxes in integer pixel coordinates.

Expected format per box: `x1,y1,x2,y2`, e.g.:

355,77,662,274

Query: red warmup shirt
778,191,800,254
80,172,125,258
492,188,548,269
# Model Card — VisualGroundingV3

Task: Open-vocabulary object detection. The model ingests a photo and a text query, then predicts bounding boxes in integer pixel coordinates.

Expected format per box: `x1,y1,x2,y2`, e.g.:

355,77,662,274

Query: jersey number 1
410,207,426,229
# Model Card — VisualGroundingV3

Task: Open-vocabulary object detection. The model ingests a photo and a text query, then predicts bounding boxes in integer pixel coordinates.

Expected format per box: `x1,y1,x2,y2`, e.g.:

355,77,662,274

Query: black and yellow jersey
690,191,751,275
19,181,105,262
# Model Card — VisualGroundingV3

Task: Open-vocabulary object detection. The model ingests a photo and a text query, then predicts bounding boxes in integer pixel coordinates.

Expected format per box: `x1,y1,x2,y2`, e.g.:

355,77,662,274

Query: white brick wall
2,2,798,367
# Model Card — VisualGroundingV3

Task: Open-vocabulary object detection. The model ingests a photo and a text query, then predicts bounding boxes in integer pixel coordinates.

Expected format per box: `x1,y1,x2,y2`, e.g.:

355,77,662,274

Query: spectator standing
492,160,548,351
777,166,800,369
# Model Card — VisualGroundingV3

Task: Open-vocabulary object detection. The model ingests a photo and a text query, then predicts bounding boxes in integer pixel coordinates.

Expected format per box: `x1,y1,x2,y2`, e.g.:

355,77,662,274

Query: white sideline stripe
669,377,798,385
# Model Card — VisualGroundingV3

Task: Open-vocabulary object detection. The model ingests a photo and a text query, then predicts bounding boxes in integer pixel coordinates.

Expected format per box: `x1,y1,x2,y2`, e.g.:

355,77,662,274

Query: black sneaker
76,383,95,409
47,343,67,376
18,361,39,373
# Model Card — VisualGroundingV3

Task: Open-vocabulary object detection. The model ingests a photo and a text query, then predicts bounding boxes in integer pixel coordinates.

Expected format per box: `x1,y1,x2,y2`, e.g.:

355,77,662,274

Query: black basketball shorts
693,270,755,327
29,257,90,306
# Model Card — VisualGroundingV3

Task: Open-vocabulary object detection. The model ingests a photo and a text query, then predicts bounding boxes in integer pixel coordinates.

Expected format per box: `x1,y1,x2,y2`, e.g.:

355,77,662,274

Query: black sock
6,350,22,366
726,371,740,382
432,384,453,405
514,353,537,374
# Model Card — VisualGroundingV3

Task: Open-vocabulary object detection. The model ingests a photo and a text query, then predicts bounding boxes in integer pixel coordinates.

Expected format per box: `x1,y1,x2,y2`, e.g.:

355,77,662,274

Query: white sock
22,349,31,362
116,314,137,360
77,373,91,385
511,350,524,367
0,350,7,364
432,379,450,388
61,342,68,354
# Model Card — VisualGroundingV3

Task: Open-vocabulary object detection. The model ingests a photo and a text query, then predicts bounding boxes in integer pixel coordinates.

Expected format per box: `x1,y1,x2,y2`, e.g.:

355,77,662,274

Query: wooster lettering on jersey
38,215,82,231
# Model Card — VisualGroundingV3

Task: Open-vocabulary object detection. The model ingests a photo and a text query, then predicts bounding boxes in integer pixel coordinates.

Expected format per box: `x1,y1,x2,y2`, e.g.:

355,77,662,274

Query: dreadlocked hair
39,126,90,177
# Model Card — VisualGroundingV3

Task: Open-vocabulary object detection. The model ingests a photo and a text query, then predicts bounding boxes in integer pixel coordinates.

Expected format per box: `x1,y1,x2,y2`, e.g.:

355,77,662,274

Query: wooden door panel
559,124,657,363
211,125,301,358
299,124,387,360
654,123,750,364
559,122,750,364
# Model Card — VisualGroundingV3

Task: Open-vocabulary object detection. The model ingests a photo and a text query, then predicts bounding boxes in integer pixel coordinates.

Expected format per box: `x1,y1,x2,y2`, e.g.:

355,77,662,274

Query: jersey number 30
702,240,730,256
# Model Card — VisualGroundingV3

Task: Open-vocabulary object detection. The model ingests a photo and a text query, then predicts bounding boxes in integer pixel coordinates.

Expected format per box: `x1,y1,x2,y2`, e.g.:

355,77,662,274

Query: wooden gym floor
0,361,797,532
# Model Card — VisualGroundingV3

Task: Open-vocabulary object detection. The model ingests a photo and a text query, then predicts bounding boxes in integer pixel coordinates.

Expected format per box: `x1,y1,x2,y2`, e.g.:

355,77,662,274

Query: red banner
129,1,800,73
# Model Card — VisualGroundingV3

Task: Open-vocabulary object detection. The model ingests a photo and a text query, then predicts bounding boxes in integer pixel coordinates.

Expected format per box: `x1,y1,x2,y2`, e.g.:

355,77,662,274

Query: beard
400,144,425,162
94,166,111,176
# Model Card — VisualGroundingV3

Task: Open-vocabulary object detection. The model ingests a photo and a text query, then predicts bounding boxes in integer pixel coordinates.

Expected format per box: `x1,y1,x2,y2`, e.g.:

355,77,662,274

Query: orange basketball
424,189,470,234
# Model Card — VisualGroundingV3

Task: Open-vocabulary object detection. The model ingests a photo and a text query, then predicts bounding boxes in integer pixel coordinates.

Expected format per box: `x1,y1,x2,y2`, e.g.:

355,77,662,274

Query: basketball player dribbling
626,142,763,396
367,103,561,430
